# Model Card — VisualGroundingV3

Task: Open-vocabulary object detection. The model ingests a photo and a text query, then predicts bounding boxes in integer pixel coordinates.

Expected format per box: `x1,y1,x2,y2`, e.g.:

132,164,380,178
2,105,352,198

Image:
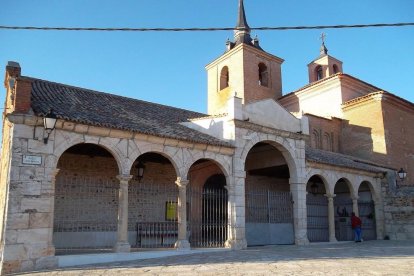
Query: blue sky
1,0,413,118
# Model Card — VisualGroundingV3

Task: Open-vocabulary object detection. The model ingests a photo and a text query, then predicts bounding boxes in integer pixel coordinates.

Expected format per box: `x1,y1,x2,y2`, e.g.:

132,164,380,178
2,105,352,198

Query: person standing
351,212,362,242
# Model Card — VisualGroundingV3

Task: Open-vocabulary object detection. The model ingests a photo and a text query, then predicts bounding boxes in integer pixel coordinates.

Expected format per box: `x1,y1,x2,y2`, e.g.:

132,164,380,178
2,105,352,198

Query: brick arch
240,135,300,183
52,132,123,175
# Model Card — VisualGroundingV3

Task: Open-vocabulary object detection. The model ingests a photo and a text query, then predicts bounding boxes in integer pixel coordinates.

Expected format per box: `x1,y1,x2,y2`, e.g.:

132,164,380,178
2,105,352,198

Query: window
333,64,339,74
316,66,323,80
220,66,229,90
258,63,268,87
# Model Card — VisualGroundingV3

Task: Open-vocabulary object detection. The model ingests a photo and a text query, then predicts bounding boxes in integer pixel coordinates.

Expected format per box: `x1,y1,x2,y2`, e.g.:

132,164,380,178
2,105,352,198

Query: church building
1,0,413,273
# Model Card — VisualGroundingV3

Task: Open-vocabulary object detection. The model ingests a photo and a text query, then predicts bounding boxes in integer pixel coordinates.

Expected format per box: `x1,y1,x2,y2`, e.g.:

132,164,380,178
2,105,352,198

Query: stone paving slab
18,240,414,275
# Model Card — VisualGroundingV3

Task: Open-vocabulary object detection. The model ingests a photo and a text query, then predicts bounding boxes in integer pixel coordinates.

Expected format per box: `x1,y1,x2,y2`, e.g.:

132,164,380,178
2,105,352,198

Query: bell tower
308,33,343,83
206,0,284,115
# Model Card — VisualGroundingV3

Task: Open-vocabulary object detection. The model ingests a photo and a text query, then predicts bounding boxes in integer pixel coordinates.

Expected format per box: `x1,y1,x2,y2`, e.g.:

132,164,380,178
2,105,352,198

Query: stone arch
356,178,380,201
187,158,229,189
240,136,300,183
306,174,329,195
53,133,123,175
53,142,121,250
130,144,181,180
333,177,355,196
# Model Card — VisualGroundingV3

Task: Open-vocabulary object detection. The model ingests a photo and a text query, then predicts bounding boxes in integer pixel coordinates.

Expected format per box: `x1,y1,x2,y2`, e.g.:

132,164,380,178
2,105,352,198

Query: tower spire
234,0,253,47
236,0,250,30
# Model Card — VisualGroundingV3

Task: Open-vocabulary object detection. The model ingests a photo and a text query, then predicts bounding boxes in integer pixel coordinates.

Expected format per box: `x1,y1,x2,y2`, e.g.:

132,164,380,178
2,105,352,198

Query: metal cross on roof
320,32,327,43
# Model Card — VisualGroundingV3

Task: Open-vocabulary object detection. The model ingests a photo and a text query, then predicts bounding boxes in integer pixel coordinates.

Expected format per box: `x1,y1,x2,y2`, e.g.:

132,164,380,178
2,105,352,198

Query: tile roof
305,147,387,173
26,77,231,147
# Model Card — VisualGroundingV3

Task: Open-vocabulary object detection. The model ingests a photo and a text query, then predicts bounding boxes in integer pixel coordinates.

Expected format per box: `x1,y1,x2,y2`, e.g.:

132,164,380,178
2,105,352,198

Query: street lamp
398,168,407,181
310,182,319,195
43,109,57,144
136,161,145,182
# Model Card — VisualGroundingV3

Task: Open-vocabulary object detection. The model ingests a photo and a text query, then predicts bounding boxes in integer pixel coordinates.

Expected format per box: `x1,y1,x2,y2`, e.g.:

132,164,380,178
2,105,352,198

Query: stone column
48,169,60,254
352,195,359,217
174,178,190,250
114,174,132,253
290,182,310,245
325,193,337,242
225,170,247,250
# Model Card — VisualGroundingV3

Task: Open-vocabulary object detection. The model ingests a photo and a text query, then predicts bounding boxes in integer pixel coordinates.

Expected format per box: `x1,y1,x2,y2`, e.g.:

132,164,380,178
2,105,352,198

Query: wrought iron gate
358,200,377,240
306,194,329,242
334,198,353,241
188,186,228,248
245,190,294,245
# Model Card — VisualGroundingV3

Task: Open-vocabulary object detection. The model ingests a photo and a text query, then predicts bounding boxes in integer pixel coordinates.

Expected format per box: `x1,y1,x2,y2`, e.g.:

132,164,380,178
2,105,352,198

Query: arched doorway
129,152,178,249
334,178,353,241
358,181,377,240
244,142,294,246
187,159,228,248
53,143,119,253
306,175,329,242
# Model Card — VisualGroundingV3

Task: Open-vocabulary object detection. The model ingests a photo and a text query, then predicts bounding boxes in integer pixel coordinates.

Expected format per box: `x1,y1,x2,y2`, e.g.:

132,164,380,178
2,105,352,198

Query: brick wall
306,114,341,152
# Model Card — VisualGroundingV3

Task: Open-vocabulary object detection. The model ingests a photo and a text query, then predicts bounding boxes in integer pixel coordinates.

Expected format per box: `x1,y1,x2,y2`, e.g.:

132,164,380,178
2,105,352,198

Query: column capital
175,177,189,187
117,174,133,183
324,193,336,199
351,195,359,201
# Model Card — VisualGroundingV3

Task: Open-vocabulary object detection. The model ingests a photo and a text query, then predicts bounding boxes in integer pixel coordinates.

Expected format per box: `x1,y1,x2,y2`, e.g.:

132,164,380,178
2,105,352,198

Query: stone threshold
58,248,230,268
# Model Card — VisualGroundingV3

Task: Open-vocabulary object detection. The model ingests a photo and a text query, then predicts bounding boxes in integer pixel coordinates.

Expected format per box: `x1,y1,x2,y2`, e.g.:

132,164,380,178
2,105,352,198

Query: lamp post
43,109,57,144
310,182,319,195
398,168,407,181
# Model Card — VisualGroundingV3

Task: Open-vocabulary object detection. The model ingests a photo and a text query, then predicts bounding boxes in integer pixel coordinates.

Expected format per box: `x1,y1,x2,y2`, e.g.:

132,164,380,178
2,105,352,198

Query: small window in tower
258,63,268,87
333,64,339,74
220,66,229,90
316,66,323,80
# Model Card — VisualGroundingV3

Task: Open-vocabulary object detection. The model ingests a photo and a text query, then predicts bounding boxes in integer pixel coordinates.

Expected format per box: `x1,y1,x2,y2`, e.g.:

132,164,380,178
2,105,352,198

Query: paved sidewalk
23,240,414,275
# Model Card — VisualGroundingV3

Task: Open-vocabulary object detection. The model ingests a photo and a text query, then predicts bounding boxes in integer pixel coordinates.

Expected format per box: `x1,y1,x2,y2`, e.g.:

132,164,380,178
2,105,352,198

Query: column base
225,239,247,250
174,239,190,250
114,242,131,253
329,236,338,242
295,237,310,245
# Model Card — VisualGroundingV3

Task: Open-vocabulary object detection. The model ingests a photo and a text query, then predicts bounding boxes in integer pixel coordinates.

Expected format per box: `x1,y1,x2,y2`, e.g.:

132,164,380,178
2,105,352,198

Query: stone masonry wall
0,121,12,250
0,123,57,274
382,172,414,240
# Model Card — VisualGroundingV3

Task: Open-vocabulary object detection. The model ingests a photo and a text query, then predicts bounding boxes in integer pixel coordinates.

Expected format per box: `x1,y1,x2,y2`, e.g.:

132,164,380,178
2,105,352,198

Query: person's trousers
354,227,362,242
